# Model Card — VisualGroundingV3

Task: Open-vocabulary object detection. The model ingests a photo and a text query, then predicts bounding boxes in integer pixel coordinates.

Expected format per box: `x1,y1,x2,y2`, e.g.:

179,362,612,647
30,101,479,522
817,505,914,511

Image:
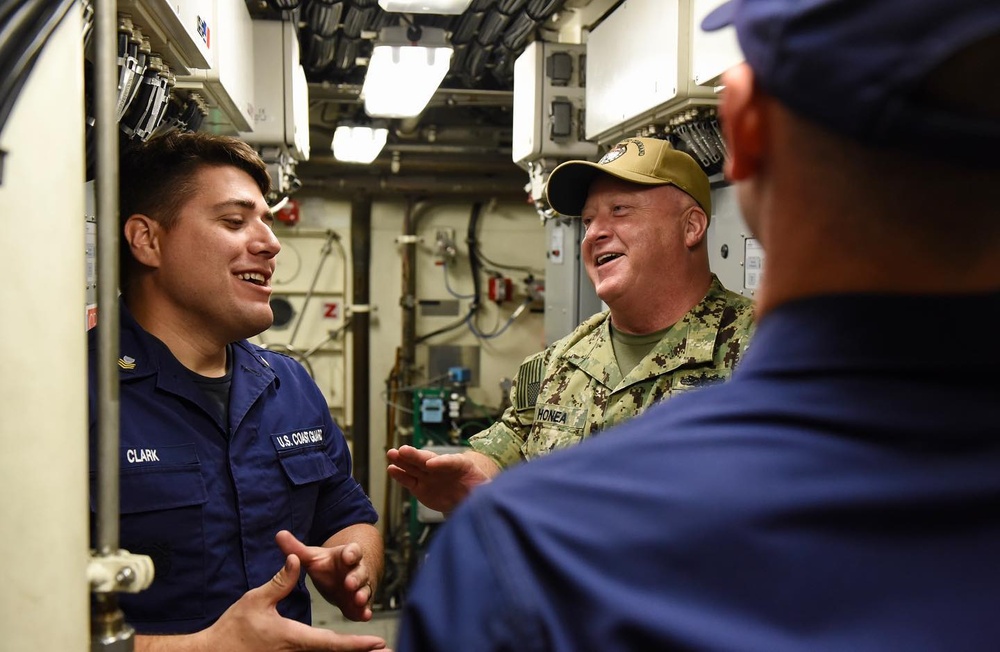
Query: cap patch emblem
626,138,646,156
598,145,626,165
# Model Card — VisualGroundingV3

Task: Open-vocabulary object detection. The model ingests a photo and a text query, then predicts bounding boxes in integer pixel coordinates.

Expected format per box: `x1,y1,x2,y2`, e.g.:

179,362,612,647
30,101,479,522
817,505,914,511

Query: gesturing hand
386,445,497,514
202,553,388,651
275,530,375,622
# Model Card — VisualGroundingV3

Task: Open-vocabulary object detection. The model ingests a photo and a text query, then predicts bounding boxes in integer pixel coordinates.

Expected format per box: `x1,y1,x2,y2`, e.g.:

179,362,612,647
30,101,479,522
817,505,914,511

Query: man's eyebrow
212,198,260,211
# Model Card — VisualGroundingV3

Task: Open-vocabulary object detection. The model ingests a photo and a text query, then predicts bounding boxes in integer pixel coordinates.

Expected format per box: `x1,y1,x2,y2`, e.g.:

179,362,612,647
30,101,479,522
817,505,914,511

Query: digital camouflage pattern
469,276,754,468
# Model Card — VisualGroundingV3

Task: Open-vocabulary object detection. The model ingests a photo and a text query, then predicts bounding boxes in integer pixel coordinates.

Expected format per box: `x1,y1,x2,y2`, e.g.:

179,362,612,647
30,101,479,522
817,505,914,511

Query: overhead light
332,125,389,164
362,26,453,118
377,0,474,14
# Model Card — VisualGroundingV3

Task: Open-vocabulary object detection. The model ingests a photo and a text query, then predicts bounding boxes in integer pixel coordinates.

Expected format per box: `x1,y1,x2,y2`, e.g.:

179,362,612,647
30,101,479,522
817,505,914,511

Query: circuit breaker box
512,41,598,165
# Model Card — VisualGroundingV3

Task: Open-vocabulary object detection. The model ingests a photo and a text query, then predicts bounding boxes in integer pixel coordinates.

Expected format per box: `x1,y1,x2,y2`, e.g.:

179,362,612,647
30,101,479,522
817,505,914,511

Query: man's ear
684,205,709,248
719,63,766,181
123,214,162,269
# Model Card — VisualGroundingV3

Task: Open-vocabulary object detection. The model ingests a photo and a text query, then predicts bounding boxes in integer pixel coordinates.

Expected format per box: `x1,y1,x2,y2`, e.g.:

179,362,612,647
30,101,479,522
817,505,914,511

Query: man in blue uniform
89,132,387,651
395,0,1000,650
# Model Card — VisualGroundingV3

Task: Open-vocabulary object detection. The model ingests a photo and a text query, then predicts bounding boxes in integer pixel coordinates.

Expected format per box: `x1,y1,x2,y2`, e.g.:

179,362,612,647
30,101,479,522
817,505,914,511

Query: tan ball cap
544,137,712,217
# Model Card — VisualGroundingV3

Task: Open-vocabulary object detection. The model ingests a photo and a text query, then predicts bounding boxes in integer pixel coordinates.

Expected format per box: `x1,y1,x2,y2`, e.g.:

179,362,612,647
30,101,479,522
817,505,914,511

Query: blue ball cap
702,0,1000,165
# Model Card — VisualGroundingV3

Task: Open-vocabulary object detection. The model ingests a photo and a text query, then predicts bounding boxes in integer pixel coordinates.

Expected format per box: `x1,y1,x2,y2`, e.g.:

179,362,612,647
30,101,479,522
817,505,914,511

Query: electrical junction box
545,218,603,345
585,0,719,145
240,19,311,161
117,0,212,74
705,181,762,299
512,41,598,166
691,0,743,87
174,0,255,133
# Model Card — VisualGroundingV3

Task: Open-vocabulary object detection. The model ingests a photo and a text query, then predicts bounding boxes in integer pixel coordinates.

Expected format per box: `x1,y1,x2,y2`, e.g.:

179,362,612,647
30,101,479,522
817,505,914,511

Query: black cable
415,203,485,344
0,3,50,77
0,1,75,143
466,201,484,313
414,312,471,344
473,241,539,273
266,0,302,11
526,0,562,21
0,0,26,27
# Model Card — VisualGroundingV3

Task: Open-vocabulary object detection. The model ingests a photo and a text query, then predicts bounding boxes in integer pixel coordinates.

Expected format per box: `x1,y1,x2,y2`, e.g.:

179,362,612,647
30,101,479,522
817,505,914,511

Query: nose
250,219,281,258
581,213,611,247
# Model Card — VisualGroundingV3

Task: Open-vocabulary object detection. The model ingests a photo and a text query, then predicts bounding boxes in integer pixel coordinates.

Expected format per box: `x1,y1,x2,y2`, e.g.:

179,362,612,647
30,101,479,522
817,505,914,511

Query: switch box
512,41,598,165
240,19,310,160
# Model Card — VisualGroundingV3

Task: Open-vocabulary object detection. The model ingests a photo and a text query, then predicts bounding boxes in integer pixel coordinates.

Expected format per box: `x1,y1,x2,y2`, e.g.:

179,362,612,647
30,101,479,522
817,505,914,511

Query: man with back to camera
386,137,755,514
393,0,1000,650
89,131,389,651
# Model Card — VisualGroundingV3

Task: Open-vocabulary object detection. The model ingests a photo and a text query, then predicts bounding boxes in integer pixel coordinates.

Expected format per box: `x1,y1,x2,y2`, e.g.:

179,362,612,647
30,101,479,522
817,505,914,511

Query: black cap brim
544,162,605,217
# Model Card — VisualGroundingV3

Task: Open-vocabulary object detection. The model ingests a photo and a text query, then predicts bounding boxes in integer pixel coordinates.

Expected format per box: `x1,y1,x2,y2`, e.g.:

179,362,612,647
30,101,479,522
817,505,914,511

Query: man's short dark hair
118,132,271,290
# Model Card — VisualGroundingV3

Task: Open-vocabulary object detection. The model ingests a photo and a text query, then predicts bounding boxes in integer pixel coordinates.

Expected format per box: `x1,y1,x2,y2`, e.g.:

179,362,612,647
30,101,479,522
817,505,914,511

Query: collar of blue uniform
114,300,159,379
115,299,276,383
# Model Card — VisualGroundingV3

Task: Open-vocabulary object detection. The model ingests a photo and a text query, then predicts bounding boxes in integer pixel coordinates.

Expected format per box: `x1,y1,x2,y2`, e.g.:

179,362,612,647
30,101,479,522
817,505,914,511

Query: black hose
415,202,484,344
0,1,75,143
466,201,484,314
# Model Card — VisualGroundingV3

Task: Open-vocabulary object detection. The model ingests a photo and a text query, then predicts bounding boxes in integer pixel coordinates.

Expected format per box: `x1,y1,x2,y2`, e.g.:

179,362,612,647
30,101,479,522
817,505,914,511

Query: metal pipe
302,320,351,359
389,198,420,569
400,198,418,376
350,194,373,493
308,147,517,161
273,228,348,238
300,176,526,199
95,0,120,559
263,289,344,298
308,84,513,108
92,0,135,648
288,230,338,348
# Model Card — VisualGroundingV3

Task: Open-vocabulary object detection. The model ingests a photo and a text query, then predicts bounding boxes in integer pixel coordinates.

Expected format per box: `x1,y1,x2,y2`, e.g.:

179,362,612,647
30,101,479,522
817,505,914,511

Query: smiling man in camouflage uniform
387,137,754,513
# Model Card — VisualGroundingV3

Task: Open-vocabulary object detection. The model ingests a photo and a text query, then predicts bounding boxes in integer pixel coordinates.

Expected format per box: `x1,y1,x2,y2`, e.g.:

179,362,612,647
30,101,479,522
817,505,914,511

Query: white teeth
238,272,266,284
596,253,621,266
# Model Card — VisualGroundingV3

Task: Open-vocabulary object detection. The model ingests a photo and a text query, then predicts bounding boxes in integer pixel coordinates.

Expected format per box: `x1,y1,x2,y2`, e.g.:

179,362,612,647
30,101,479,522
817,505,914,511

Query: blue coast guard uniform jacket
88,305,377,634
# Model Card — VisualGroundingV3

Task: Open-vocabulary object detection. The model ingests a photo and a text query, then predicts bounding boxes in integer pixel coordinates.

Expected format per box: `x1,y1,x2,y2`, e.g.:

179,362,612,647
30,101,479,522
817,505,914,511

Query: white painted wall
263,193,547,532
0,9,90,651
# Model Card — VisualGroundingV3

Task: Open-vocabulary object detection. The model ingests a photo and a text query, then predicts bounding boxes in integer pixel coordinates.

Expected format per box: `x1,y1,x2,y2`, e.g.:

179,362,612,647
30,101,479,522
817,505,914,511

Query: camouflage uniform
469,276,753,468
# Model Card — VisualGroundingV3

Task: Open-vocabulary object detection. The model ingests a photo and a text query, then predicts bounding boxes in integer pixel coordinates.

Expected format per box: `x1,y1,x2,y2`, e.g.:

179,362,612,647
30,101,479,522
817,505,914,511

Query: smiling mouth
237,272,268,286
595,253,623,267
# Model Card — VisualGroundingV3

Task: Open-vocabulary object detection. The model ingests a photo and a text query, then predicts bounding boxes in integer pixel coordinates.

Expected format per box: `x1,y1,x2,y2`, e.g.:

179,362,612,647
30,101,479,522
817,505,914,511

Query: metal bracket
88,549,155,594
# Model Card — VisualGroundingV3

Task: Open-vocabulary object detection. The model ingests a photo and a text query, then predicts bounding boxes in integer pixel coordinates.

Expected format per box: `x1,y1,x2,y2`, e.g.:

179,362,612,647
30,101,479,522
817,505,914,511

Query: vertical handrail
94,0,120,557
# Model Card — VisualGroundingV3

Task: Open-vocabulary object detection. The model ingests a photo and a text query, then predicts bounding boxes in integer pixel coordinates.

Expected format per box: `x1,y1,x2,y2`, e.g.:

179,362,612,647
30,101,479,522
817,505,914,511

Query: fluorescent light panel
377,0,474,14
332,126,389,164
362,27,453,119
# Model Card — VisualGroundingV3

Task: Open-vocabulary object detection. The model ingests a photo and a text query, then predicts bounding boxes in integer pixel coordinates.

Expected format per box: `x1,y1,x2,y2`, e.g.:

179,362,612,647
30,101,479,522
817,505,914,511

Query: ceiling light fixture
377,0,474,14
332,125,389,164
361,26,453,119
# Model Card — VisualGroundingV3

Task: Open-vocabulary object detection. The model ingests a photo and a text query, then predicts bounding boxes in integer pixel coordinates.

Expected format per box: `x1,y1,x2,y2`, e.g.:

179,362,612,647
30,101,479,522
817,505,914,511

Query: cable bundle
0,1,77,145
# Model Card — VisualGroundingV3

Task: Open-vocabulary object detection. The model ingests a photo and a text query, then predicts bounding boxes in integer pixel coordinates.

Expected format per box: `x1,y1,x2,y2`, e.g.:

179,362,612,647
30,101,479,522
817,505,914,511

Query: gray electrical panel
706,180,763,298
85,180,97,328
544,217,603,345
